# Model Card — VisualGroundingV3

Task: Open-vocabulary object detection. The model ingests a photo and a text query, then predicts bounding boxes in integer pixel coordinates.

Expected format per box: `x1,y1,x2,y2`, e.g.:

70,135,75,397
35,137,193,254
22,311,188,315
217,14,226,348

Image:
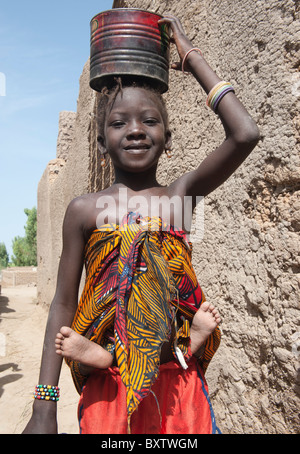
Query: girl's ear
165,129,172,150
97,135,106,154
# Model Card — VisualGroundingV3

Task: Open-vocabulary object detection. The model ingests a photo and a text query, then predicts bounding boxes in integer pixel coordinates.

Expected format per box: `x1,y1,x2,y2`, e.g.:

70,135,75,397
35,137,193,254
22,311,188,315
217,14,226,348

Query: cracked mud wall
37,0,299,433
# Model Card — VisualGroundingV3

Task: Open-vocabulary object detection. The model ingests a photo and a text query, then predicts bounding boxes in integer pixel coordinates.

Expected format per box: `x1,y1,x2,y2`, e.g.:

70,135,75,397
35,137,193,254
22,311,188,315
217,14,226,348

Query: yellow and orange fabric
66,213,221,429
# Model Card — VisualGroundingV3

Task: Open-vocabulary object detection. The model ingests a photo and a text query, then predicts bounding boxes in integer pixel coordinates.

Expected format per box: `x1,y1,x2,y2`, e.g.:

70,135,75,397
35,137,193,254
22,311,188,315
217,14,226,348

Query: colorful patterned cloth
66,213,221,428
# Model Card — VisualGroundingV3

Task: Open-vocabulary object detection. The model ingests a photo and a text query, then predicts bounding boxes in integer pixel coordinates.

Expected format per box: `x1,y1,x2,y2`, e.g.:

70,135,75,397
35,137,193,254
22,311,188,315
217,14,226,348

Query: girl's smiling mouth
124,143,150,153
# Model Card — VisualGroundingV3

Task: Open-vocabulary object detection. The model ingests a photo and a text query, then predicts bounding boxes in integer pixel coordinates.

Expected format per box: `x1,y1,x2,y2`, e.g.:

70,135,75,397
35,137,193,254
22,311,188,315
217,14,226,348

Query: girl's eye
144,118,159,125
111,120,125,128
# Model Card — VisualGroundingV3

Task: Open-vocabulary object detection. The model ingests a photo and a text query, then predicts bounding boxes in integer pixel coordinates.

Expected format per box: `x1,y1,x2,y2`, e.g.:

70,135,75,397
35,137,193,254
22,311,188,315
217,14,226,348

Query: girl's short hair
96,76,169,138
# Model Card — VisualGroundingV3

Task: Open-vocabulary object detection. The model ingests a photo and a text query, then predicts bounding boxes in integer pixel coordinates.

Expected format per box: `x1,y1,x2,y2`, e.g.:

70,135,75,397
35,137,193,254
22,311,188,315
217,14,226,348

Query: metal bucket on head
90,8,170,93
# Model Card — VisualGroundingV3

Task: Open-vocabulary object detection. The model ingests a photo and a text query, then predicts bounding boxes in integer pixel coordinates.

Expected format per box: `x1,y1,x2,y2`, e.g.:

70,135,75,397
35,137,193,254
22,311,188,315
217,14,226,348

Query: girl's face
99,86,171,173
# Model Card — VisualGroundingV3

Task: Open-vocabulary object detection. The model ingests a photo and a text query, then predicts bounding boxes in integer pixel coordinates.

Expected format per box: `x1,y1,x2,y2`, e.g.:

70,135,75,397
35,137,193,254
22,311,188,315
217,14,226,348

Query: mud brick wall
1,267,37,287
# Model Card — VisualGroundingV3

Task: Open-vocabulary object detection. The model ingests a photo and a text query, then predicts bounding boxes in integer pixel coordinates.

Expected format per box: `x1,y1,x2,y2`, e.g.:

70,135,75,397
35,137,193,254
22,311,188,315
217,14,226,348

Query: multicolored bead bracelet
206,81,235,113
34,385,60,401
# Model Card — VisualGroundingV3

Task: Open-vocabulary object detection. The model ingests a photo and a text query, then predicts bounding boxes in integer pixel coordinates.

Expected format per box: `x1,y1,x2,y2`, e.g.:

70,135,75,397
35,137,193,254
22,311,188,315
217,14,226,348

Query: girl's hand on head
158,14,194,71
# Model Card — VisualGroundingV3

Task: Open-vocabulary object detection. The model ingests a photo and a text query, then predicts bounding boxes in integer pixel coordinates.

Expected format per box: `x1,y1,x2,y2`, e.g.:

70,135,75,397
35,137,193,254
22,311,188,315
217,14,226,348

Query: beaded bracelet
34,385,60,401
206,81,235,113
182,48,203,74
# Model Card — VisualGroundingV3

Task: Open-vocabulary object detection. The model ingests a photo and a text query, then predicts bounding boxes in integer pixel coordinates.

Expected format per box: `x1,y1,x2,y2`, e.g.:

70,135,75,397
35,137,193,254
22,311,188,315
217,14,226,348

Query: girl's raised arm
159,15,260,199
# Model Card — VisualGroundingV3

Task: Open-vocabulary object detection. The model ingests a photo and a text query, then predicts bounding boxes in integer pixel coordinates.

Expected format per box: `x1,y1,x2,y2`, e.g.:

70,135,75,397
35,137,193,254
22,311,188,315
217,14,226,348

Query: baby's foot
55,326,113,369
190,302,221,355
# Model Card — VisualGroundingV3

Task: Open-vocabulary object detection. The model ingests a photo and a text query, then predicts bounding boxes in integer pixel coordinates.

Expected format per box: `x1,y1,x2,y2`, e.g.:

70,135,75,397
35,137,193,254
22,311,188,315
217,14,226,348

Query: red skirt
78,357,219,434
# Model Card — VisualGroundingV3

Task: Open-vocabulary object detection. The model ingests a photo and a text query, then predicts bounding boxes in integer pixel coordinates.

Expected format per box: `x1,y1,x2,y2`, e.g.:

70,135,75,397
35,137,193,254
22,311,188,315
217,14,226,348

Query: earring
165,148,172,159
100,154,106,168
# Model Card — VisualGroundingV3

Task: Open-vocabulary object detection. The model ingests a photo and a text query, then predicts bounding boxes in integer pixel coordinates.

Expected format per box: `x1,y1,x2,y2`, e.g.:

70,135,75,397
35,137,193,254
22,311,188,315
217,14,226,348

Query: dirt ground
0,285,79,434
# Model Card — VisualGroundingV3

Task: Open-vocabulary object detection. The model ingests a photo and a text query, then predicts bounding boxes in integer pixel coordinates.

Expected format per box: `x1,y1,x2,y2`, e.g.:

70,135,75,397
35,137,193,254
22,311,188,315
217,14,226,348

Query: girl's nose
126,121,146,140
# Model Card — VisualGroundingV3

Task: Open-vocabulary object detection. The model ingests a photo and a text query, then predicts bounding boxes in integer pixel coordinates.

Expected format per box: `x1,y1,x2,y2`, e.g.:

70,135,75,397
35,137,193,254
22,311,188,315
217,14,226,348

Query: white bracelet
181,47,203,74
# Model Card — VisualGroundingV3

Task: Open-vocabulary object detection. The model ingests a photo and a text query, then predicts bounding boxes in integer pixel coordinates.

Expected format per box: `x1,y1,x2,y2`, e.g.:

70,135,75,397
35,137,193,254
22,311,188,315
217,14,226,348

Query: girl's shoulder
65,189,118,237
67,188,115,210
66,192,97,217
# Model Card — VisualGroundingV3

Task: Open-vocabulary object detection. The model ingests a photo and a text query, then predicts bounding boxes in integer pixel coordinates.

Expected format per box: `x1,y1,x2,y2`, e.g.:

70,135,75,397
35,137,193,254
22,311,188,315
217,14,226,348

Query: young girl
23,15,259,434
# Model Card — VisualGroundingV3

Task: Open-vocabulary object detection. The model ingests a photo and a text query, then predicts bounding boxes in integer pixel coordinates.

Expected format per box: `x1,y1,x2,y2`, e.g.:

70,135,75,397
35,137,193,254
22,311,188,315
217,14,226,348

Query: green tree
11,207,37,266
0,242,9,269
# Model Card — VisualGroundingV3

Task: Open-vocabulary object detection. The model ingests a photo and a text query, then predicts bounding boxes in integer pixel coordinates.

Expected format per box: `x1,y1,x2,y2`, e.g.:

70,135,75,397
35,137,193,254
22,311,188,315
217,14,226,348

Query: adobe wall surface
1,267,37,287
37,0,299,434
37,64,95,306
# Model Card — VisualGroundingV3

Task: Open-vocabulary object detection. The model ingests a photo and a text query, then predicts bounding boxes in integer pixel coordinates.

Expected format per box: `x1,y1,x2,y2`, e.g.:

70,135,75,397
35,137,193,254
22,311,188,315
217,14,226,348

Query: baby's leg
190,302,221,355
55,327,113,372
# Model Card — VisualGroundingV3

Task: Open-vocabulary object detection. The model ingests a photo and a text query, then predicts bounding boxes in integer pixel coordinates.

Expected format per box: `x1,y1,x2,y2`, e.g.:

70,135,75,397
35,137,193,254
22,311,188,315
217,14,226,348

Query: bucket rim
90,8,163,24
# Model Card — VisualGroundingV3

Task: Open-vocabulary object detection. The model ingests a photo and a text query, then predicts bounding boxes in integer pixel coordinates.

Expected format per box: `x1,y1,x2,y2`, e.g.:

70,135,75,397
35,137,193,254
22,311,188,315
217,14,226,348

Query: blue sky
0,1,113,258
